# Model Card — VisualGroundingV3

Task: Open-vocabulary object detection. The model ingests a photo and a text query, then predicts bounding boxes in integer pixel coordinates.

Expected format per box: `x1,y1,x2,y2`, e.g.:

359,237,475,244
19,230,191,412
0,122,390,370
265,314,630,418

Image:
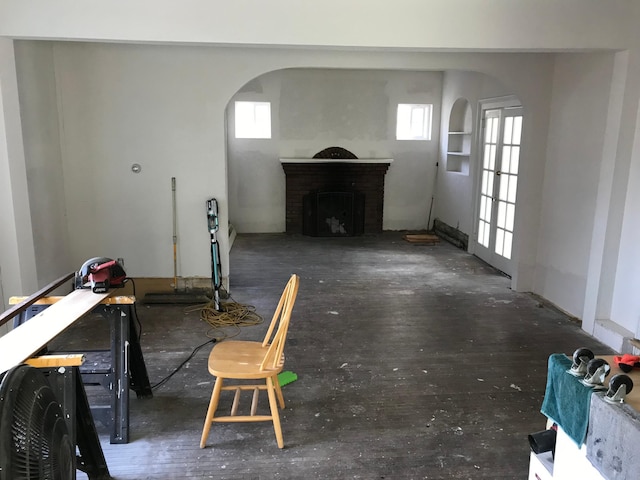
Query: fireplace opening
303,190,365,237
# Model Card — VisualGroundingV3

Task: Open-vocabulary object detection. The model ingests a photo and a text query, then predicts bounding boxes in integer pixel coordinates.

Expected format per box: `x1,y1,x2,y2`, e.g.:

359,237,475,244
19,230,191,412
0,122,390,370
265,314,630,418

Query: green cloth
541,353,594,446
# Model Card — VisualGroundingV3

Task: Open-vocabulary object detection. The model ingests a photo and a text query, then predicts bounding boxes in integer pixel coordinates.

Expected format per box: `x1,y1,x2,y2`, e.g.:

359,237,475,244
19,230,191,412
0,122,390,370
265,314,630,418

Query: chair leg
274,375,285,409
200,376,224,448
266,376,284,448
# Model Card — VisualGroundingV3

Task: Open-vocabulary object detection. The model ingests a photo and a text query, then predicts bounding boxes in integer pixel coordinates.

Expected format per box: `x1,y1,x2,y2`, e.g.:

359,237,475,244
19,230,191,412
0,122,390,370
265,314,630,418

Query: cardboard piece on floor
403,234,440,245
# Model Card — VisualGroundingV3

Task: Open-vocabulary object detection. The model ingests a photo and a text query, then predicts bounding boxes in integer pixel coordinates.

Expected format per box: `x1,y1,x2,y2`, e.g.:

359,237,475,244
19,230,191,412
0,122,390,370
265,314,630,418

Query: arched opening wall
226,68,513,240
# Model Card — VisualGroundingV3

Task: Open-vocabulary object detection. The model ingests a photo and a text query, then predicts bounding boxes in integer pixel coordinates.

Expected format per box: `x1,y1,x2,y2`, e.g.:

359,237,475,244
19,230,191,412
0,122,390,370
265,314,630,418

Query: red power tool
74,257,127,293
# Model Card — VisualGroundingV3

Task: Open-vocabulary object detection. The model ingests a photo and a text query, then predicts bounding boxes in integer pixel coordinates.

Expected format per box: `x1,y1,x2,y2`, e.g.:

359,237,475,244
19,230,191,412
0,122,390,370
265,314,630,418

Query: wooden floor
55,233,613,479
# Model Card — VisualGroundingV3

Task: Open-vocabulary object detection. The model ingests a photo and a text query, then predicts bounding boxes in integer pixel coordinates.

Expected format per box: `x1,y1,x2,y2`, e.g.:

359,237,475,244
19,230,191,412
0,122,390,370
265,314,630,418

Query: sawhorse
10,295,153,444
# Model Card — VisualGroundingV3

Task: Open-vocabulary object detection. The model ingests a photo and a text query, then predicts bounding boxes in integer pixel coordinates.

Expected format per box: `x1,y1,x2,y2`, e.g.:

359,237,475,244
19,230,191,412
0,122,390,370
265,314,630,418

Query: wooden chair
200,274,300,449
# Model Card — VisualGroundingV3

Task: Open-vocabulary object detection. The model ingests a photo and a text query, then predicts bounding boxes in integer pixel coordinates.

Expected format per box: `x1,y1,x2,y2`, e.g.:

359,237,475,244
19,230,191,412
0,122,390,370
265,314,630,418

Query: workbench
7,293,152,444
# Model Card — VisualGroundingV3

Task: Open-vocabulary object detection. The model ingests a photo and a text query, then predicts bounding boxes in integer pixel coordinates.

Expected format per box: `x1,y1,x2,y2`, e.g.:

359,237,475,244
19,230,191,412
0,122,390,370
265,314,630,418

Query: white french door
475,105,523,276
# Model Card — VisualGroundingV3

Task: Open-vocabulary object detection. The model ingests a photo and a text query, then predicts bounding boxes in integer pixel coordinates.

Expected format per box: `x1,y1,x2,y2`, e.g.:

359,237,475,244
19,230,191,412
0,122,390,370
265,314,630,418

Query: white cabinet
551,427,603,479
528,451,554,480
528,427,604,479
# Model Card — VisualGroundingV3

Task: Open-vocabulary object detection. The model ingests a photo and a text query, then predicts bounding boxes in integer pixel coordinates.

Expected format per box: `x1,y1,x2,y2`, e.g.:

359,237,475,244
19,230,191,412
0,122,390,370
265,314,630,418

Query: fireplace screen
303,191,365,237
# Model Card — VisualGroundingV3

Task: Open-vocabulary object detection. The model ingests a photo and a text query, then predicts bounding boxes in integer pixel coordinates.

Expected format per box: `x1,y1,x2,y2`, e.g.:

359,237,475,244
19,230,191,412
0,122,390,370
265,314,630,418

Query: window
396,104,432,140
235,101,271,139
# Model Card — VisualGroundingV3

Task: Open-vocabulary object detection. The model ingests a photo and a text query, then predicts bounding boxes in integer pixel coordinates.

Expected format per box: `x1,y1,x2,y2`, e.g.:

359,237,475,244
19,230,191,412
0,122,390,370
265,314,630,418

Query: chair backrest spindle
260,274,299,371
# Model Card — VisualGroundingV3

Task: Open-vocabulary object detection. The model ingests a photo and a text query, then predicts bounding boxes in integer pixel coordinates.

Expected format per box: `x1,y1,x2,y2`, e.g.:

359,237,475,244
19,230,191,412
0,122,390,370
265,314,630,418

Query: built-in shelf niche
446,98,472,175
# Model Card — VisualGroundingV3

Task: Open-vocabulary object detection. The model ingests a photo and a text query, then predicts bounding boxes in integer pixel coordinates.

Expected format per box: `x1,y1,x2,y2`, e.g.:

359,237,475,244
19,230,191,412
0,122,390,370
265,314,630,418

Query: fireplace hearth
281,148,392,235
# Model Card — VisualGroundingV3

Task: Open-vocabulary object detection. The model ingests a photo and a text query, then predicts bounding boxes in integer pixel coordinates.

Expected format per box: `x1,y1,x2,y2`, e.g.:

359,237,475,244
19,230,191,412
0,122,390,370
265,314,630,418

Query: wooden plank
25,353,85,368
0,288,113,374
9,294,135,305
0,271,74,328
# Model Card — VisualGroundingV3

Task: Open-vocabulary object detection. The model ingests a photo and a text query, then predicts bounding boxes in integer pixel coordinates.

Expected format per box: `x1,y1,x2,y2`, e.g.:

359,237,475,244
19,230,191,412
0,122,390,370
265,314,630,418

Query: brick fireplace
280,148,392,236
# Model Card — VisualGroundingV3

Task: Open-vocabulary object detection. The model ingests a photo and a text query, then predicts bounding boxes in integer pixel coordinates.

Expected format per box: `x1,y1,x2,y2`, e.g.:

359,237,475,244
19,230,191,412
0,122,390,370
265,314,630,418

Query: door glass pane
513,117,522,144
504,231,513,259
507,178,517,203
499,175,509,201
506,204,515,231
481,196,489,221
489,145,496,170
486,115,499,143
484,197,493,222
482,171,494,196
510,147,520,174
497,202,506,228
484,145,491,168
479,220,490,248
502,146,511,173
495,229,504,255
504,117,513,143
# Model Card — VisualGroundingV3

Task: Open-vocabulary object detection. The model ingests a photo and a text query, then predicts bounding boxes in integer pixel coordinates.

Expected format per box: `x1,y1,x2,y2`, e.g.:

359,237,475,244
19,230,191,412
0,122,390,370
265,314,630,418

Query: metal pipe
172,177,177,291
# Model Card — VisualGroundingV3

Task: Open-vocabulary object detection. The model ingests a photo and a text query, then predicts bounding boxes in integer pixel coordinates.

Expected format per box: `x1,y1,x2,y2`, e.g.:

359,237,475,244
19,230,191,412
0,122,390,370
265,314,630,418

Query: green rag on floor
541,353,594,446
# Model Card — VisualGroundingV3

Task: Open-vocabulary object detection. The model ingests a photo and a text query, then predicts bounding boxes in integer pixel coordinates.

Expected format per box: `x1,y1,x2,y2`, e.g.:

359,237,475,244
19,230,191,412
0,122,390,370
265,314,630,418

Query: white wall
611,104,640,336
608,48,640,337
535,53,616,317
227,72,284,233
228,68,443,233
0,38,37,309
13,41,71,282
51,42,233,280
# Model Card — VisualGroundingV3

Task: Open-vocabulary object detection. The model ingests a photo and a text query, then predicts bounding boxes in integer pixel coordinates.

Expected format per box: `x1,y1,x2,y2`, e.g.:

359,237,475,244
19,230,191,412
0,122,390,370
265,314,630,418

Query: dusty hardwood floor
56,233,612,479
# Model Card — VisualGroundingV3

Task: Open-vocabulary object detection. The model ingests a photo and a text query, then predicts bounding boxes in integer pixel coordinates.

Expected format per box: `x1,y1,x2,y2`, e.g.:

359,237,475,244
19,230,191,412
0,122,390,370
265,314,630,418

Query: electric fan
0,365,74,480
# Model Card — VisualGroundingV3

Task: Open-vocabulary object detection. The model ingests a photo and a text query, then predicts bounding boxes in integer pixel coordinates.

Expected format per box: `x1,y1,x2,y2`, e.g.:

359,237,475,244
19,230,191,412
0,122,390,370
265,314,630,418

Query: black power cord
122,277,261,391
151,338,216,391
150,298,262,391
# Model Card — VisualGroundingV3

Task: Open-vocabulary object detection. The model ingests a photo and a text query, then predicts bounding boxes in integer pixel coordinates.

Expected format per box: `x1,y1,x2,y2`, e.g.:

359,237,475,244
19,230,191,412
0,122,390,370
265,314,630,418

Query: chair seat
208,340,283,379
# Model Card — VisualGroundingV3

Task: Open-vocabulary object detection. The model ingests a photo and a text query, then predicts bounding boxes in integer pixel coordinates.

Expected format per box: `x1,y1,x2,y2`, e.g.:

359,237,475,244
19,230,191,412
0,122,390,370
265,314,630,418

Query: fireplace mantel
280,158,393,164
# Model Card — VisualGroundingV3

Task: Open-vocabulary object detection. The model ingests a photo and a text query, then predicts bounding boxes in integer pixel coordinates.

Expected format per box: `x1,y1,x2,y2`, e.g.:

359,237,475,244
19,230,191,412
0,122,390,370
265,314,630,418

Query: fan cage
0,365,74,480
